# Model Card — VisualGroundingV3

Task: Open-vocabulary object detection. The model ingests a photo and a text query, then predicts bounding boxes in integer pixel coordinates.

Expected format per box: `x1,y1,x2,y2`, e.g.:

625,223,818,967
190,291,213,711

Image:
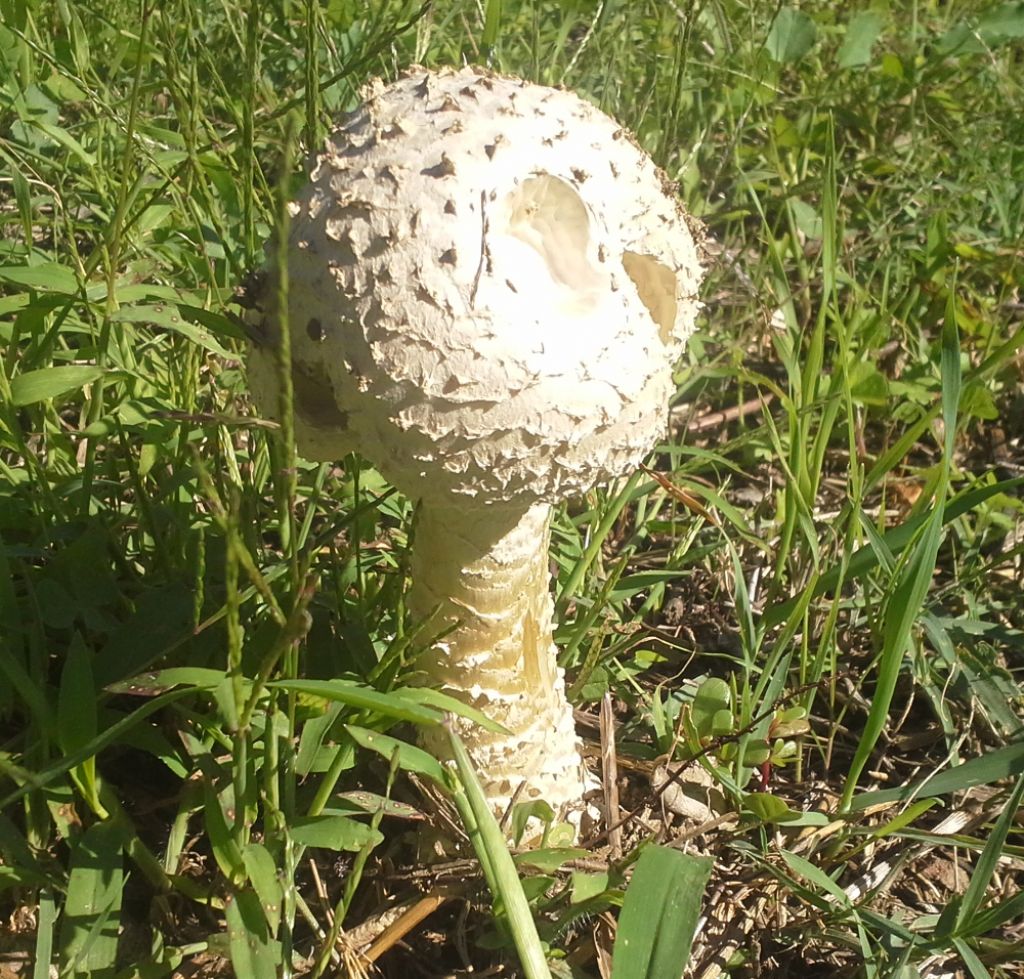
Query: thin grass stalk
304,0,320,153
80,0,152,510
242,0,260,265
272,113,300,578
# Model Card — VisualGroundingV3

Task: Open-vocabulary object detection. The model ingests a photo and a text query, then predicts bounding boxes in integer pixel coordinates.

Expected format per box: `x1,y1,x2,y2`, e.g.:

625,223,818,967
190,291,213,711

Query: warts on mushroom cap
247,64,703,506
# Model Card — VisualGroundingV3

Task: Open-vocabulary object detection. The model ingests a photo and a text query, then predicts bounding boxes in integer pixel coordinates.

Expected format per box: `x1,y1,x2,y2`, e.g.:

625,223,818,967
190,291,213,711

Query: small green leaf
570,870,610,904
837,11,885,69
744,792,801,823
513,847,589,873
511,799,555,845
10,365,104,406
765,8,818,63
690,677,731,738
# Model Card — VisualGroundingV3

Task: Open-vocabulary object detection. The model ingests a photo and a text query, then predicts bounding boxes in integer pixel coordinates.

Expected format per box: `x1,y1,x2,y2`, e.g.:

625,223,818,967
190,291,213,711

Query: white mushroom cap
248,65,703,504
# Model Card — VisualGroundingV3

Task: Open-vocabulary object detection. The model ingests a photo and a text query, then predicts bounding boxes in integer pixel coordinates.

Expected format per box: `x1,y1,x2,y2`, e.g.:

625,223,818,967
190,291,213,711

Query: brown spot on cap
421,154,456,179
484,135,506,159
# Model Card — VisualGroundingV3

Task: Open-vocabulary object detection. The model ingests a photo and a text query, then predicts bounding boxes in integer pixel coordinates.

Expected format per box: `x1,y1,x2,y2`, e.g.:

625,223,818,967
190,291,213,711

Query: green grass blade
32,888,57,979
444,721,553,979
952,775,1024,935
851,741,1024,810
610,844,713,979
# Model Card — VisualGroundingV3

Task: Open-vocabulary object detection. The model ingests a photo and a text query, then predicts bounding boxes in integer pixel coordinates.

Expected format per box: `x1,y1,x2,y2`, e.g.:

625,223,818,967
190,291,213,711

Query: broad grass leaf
179,303,246,340
31,120,95,165
765,9,817,63
939,2,1024,54
242,844,283,936
58,820,124,976
978,1,1024,43
105,666,229,695
94,582,196,686
838,11,885,69
394,686,508,733
225,889,279,979
111,303,232,357
0,263,78,293
33,888,57,979
288,814,383,851
10,365,103,406
0,687,200,812
953,936,993,979
607,568,688,603
610,845,713,979
270,679,442,725
763,476,1024,629
840,306,960,809
345,724,446,785
202,781,245,880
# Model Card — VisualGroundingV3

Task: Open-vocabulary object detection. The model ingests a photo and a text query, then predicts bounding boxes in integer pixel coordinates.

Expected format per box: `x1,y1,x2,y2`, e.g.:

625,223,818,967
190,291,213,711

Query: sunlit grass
1,1,1022,976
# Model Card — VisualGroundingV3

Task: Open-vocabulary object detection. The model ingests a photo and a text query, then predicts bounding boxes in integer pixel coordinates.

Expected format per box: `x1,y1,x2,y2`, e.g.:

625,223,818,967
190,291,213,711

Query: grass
1,0,1022,976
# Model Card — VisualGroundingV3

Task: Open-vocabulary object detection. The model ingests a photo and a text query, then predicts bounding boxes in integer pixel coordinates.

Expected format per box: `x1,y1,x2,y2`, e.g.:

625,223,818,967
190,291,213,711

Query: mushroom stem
410,501,588,819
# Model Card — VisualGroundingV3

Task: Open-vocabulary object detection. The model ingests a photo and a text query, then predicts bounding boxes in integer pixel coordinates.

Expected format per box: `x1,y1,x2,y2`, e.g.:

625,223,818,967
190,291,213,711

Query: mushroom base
409,501,590,830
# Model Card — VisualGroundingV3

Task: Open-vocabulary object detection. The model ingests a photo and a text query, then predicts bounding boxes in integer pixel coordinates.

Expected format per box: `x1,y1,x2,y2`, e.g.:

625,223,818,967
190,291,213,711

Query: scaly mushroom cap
248,65,703,504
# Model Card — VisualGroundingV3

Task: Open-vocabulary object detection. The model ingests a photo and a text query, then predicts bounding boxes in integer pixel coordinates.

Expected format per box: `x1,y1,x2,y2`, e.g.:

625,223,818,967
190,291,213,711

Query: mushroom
246,65,703,827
